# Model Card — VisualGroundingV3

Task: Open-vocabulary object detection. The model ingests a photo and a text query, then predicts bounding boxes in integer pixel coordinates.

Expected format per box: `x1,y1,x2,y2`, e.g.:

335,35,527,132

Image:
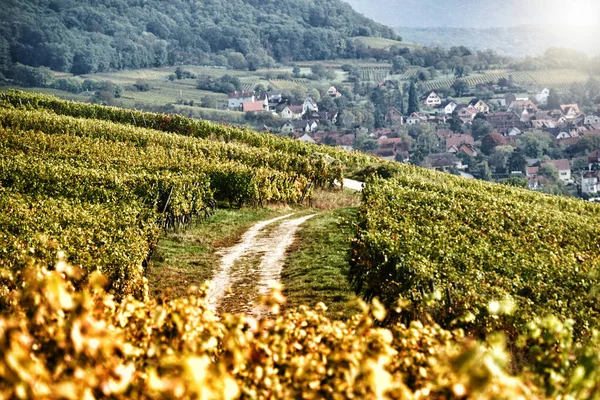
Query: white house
582,171,599,194
535,88,550,105
468,98,490,114
584,115,600,125
507,127,522,136
406,112,427,125
327,86,342,98
556,131,572,140
456,106,478,123
423,91,442,107
543,159,572,183
227,91,255,110
280,121,296,135
279,105,303,119
302,98,319,114
439,101,457,115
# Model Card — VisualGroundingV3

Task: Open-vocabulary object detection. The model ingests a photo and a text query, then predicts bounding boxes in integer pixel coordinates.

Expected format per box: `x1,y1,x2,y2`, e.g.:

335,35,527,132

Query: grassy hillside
3,91,600,397
352,36,420,50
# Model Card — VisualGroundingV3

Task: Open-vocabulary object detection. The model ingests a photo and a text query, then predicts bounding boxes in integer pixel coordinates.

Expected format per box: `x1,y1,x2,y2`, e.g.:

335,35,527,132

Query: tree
481,132,506,155
499,177,527,188
488,145,514,173
519,131,552,158
227,52,247,70
508,147,527,173
407,82,420,114
539,164,559,184
391,56,406,74
292,66,301,77
10,64,53,87
354,134,379,151
546,88,561,110
471,119,492,140
175,66,184,80
246,54,262,71
0,37,10,74
200,96,217,108
451,80,469,97
474,161,492,181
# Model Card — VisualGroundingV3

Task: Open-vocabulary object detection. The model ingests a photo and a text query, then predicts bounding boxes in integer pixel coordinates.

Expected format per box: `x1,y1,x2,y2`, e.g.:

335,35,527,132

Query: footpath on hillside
206,213,317,315
206,179,363,316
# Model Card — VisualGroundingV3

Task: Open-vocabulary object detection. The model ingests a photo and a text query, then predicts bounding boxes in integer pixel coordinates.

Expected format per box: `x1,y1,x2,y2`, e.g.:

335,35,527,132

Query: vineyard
268,78,311,90
3,90,600,398
422,68,591,91
238,77,262,92
359,66,391,81
351,163,600,341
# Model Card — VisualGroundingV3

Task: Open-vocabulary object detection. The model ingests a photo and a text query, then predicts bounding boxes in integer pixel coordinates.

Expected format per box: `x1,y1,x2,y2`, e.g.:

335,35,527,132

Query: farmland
421,68,591,91
3,91,600,397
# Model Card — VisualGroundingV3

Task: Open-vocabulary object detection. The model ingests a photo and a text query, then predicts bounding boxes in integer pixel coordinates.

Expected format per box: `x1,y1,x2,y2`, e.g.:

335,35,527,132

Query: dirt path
335,178,364,191
206,213,316,315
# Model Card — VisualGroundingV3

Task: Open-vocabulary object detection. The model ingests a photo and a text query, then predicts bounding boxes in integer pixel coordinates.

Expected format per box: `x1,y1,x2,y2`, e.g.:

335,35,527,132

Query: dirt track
206,213,316,315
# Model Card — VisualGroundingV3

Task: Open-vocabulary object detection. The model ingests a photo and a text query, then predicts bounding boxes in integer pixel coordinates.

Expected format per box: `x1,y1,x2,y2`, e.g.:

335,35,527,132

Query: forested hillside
0,0,398,75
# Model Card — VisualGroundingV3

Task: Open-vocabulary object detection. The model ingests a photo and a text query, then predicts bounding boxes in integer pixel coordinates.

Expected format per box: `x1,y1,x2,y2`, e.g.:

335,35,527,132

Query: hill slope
0,0,398,75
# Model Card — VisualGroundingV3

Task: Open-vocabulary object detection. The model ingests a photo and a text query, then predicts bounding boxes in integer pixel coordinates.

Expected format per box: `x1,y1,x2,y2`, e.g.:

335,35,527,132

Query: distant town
229,77,600,200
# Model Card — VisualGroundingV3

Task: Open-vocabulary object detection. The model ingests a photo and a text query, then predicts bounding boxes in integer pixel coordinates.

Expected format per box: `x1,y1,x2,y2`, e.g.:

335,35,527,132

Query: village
227,81,600,199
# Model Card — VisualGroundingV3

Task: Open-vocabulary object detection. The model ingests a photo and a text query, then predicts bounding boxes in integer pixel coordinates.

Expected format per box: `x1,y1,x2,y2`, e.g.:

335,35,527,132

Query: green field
421,68,593,91
352,36,420,50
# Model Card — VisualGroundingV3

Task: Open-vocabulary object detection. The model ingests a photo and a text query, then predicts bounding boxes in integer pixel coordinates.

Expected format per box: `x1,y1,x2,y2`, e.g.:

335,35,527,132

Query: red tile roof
242,101,265,112
446,134,475,149
542,159,570,172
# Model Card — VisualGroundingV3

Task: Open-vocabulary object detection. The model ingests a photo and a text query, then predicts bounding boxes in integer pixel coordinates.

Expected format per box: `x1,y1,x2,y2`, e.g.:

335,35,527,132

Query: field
359,66,391,81
421,68,591,91
3,90,600,397
352,36,420,50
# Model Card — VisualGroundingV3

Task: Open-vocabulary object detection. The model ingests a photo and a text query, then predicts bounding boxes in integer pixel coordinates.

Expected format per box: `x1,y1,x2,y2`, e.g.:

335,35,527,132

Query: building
278,105,303,119
425,153,466,171
406,112,427,125
385,108,404,125
280,121,295,136
456,106,478,123
227,91,255,110
544,159,572,183
445,134,475,151
582,171,600,194
242,100,266,113
486,112,524,135
326,86,342,98
302,98,319,114
468,98,490,114
527,159,572,184
438,101,457,115
296,133,316,144
535,88,550,105
422,91,442,107
584,115,600,125
507,99,538,114
560,104,582,119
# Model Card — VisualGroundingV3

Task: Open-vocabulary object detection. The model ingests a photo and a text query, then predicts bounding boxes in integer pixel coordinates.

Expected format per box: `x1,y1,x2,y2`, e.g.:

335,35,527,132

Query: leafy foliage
0,0,397,74
350,167,600,344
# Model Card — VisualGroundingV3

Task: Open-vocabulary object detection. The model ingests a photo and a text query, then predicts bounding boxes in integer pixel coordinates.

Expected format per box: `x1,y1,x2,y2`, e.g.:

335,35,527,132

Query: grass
352,36,420,50
310,187,361,210
280,207,361,318
146,207,292,299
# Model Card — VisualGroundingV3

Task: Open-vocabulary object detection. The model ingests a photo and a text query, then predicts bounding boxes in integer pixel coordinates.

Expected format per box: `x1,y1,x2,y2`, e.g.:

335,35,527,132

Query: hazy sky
343,0,600,28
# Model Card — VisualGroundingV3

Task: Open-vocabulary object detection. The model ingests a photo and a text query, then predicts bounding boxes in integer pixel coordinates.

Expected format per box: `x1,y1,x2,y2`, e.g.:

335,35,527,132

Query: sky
343,0,600,28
